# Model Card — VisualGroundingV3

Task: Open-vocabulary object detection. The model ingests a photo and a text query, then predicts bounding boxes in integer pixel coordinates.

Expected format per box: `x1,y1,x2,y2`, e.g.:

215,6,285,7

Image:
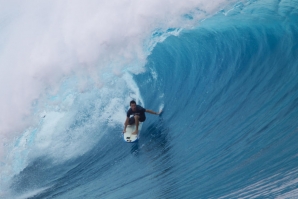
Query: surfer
123,100,161,135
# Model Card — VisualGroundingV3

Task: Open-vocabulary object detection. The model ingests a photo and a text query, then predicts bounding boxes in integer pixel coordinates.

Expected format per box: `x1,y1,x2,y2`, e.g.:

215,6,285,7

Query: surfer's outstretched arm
146,109,162,115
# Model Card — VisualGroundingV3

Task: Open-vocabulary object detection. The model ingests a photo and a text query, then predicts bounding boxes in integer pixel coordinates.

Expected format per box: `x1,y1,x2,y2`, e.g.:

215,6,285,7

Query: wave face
2,0,298,198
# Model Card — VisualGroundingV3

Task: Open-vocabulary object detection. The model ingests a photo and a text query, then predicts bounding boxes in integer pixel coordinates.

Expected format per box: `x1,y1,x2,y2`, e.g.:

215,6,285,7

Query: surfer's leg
132,115,139,135
128,116,135,125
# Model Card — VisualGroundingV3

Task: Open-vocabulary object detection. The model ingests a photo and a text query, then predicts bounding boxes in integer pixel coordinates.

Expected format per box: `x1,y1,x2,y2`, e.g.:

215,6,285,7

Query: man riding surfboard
123,100,162,135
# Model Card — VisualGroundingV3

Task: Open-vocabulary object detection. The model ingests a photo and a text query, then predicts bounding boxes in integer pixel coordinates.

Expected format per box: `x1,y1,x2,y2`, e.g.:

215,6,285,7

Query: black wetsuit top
127,105,146,122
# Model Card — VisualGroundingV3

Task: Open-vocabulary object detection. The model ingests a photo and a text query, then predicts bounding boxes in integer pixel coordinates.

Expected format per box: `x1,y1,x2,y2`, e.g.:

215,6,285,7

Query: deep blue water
5,0,298,198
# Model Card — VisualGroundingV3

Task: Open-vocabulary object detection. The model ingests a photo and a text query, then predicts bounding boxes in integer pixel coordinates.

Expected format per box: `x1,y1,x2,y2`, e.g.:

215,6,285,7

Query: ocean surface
1,0,298,198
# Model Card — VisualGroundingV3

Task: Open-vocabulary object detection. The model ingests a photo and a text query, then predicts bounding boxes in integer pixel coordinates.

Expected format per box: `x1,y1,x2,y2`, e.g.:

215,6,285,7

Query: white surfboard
123,122,143,143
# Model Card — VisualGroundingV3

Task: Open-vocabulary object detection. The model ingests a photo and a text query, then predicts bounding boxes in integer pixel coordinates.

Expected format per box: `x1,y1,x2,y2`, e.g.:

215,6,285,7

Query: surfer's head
130,100,137,111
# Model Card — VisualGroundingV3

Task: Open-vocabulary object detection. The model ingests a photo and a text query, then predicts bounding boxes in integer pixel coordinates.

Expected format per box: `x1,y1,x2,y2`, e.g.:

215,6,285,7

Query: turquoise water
1,0,298,198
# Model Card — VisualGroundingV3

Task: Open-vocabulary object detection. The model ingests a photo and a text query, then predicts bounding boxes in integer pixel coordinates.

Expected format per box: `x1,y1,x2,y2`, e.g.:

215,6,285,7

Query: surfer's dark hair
130,100,136,105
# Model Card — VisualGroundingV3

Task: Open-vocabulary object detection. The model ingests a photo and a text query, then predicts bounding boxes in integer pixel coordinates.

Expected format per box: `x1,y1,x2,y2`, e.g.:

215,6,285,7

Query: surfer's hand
157,110,163,115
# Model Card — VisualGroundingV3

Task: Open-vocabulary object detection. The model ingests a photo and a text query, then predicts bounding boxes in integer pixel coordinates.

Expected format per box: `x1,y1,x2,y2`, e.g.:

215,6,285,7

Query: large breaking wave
1,0,298,198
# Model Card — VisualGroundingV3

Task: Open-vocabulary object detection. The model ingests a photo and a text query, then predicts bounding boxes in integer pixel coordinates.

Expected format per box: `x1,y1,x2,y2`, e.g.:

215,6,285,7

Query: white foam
159,103,165,112
0,72,145,195
0,0,236,139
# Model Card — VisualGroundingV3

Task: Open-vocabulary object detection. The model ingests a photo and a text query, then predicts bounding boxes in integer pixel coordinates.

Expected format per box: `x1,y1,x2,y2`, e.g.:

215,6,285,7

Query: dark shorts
129,115,146,125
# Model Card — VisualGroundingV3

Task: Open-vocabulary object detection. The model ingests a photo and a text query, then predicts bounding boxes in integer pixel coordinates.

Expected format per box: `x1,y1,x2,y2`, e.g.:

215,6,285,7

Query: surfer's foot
132,130,138,135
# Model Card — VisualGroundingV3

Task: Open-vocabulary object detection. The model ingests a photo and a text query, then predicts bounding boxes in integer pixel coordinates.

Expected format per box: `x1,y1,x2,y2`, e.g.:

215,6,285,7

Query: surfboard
123,122,143,143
